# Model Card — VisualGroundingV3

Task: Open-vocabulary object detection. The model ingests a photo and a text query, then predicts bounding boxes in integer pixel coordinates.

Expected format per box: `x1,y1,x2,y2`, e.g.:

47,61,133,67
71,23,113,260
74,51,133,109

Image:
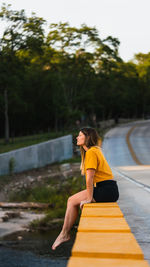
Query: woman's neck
82,145,89,151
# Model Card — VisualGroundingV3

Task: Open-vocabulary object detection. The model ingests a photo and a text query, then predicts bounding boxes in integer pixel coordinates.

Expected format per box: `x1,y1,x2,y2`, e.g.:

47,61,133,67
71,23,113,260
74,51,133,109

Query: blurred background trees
0,4,150,142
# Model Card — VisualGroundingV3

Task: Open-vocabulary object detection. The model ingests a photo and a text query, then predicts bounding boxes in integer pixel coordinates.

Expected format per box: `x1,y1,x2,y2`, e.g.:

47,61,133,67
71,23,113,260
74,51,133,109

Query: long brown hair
79,127,101,175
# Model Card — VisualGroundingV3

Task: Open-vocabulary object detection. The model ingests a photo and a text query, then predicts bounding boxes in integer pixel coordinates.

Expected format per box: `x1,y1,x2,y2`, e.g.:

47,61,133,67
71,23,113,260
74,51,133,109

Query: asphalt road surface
103,120,150,264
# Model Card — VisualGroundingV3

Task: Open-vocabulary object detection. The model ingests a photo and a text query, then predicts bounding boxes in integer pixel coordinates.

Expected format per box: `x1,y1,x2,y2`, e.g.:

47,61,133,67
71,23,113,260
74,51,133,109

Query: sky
1,0,150,62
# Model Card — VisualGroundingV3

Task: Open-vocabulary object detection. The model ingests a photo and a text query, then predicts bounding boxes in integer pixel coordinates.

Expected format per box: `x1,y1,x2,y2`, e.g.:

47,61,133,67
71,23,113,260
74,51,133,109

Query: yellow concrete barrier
67,257,150,267
82,206,123,217
67,203,150,267
78,217,131,232
71,232,144,259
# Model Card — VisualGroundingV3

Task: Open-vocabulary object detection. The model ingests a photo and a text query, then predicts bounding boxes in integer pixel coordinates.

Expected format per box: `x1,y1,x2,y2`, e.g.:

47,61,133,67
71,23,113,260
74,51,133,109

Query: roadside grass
60,156,81,164
9,175,84,204
0,127,104,154
9,174,85,229
0,131,71,154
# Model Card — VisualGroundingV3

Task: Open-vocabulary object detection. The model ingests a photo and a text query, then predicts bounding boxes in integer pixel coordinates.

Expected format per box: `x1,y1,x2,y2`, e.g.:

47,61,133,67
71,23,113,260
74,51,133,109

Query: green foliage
9,157,16,174
0,4,150,142
9,175,84,204
60,156,81,164
0,131,69,154
9,174,85,228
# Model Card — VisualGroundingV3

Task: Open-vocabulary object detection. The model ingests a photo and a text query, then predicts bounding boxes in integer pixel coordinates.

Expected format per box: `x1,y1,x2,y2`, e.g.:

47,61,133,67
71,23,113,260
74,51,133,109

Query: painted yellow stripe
126,125,143,165
84,202,119,208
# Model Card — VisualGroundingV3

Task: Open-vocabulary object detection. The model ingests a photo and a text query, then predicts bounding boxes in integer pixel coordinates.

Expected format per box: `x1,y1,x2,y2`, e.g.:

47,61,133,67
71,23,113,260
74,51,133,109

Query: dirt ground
0,162,81,202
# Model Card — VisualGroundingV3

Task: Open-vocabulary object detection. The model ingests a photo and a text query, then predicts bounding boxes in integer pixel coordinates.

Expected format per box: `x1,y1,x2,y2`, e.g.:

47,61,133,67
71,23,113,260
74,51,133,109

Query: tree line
0,4,150,143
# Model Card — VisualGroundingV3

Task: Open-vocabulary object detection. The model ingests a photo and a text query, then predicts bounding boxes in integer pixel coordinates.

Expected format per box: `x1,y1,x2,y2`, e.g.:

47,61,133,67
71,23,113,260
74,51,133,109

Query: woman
51,127,119,250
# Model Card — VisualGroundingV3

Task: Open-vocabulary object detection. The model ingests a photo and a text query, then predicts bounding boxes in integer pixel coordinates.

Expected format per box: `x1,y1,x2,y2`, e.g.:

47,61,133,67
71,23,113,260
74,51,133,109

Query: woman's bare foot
51,231,70,250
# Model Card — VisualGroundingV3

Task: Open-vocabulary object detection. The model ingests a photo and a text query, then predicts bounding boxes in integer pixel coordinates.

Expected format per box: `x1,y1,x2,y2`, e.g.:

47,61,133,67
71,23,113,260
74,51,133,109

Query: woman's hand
80,200,91,210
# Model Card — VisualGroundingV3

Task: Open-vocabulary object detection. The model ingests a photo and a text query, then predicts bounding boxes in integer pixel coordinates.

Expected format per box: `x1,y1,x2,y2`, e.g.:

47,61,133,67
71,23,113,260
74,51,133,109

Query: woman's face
76,131,86,146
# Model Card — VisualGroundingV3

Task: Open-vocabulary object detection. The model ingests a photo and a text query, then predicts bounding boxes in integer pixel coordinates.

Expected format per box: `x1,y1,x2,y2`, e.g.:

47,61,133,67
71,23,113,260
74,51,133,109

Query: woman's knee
67,196,78,207
67,196,73,206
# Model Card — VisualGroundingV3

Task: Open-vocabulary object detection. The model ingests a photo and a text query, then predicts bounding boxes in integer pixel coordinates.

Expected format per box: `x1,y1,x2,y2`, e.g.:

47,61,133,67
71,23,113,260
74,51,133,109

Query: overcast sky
1,0,150,61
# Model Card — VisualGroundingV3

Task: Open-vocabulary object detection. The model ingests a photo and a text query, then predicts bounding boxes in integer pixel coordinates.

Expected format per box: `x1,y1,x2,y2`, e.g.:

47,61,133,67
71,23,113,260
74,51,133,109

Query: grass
0,127,105,154
9,175,84,204
60,155,81,164
9,173,85,229
0,131,71,154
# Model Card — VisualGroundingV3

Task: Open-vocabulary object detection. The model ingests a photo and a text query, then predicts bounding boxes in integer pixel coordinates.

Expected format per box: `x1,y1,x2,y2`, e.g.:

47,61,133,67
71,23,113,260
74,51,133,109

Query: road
102,120,150,167
129,121,150,165
102,120,150,264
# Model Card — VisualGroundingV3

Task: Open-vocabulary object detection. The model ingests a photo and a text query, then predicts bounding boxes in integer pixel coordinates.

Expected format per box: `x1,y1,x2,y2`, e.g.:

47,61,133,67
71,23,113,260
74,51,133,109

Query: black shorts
93,180,119,202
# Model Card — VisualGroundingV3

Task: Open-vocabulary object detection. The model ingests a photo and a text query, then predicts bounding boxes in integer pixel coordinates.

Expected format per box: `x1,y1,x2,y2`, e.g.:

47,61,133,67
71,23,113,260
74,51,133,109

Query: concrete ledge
67,202,150,267
67,257,150,267
72,232,144,259
81,207,123,217
78,217,131,232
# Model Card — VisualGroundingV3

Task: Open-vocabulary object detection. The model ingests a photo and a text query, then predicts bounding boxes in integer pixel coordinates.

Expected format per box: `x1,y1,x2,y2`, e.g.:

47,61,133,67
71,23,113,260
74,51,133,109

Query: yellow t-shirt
84,146,113,184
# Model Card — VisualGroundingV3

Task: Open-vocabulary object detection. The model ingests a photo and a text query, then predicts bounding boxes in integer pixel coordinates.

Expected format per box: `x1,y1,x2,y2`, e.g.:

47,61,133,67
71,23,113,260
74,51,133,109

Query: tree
1,4,147,138
0,4,46,142
0,4,27,142
134,53,150,117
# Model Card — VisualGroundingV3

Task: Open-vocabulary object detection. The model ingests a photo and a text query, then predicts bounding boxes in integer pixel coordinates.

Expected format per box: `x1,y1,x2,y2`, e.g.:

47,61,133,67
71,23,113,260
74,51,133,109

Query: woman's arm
80,168,95,209
86,168,95,201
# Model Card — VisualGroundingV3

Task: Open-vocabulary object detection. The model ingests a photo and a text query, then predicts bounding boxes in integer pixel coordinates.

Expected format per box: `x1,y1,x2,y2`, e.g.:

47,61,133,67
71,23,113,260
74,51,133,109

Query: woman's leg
52,189,93,250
